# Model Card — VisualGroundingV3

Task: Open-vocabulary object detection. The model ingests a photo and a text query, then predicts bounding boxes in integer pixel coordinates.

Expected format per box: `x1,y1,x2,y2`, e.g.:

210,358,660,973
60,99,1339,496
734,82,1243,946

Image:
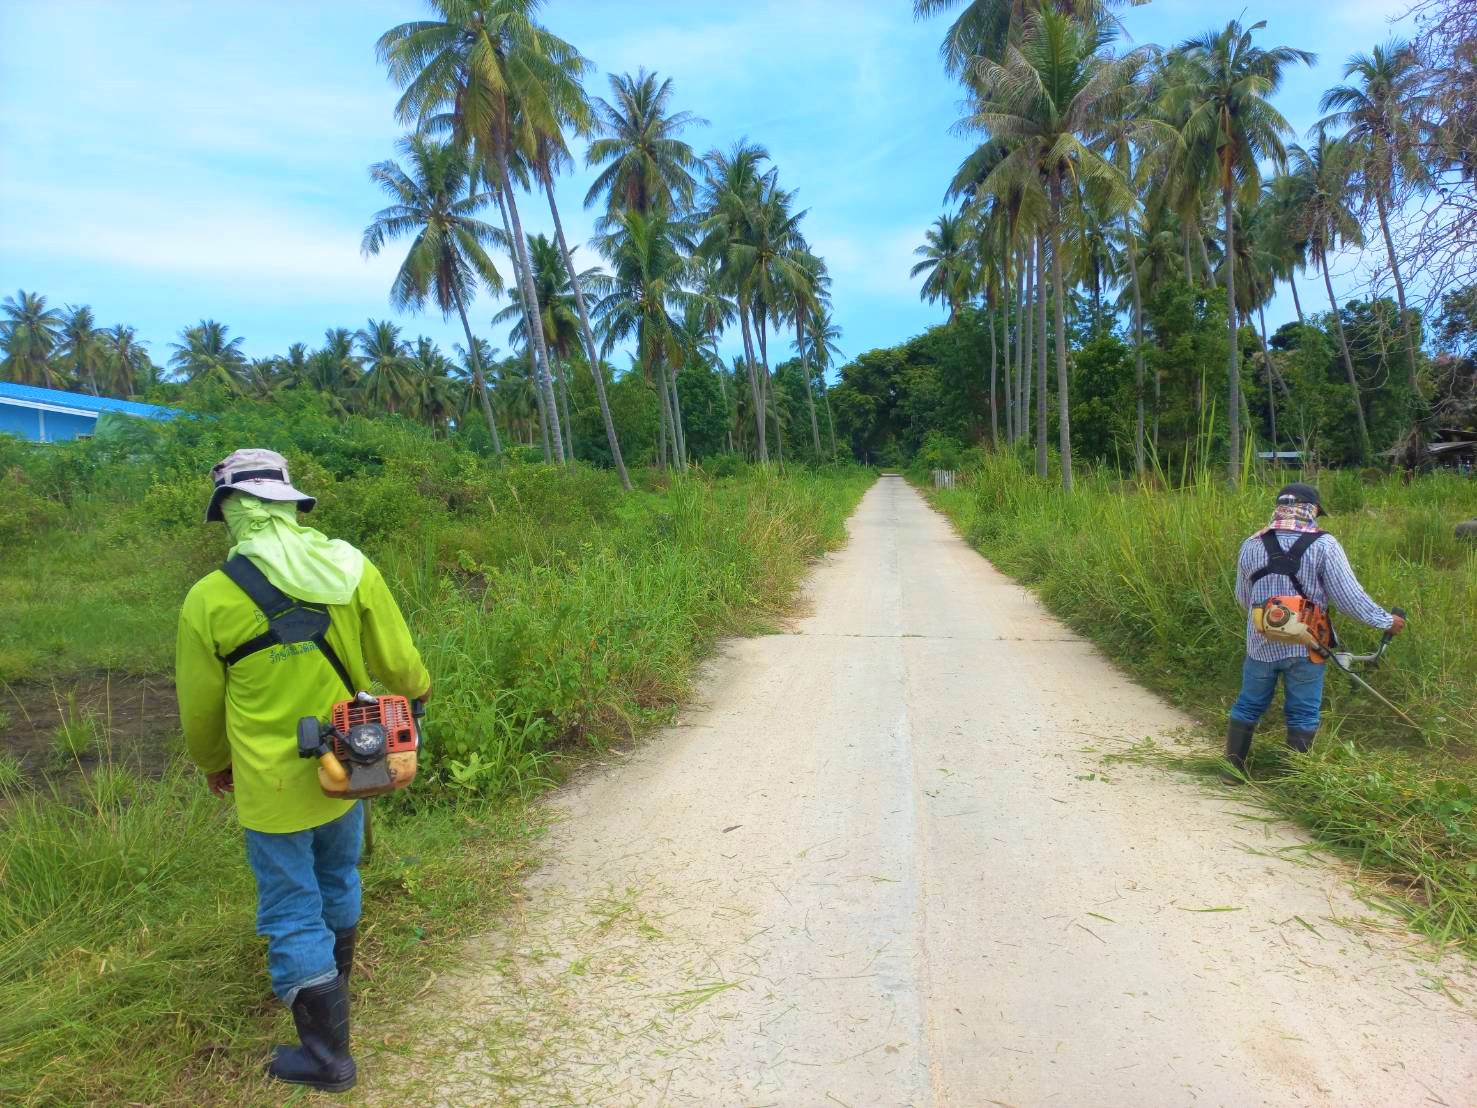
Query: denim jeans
1229,654,1328,732
243,802,363,1002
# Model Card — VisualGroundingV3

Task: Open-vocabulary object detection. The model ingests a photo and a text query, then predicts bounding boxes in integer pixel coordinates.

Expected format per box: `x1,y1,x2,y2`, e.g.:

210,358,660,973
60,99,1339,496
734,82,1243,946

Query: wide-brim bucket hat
205,447,317,522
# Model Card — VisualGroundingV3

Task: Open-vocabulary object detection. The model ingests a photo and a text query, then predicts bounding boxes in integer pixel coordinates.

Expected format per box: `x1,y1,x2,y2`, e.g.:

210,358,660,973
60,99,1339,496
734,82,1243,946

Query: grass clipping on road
0,413,873,1106
928,450,1477,955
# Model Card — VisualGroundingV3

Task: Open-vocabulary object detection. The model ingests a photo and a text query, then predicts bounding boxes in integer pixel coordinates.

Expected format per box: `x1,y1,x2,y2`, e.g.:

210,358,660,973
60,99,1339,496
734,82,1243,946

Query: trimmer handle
1375,606,1407,660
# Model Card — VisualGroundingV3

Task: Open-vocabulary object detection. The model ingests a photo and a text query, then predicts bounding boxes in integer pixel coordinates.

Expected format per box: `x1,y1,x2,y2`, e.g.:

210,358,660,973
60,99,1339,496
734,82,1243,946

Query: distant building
0,381,181,442
1256,450,1303,466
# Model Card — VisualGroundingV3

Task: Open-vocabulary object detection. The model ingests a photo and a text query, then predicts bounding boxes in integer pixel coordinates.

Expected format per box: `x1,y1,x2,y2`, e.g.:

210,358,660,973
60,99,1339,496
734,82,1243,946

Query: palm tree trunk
1223,180,1240,486
1022,238,1035,450
543,174,630,489
1200,231,1219,290
824,388,838,459
1321,250,1373,464
494,152,564,462
1254,297,1279,453
496,192,552,462
1289,271,1306,326
1124,215,1146,477
758,313,783,463
1050,172,1074,493
667,360,687,466
1035,231,1048,480
799,315,822,457
1004,263,1017,443
655,352,681,466
1374,192,1420,400
988,302,999,449
449,286,503,454
555,355,575,462
738,307,767,462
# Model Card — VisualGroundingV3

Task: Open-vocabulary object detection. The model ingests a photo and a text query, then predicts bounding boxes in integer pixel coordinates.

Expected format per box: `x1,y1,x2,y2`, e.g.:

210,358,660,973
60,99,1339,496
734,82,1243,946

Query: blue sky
0,0,1415,375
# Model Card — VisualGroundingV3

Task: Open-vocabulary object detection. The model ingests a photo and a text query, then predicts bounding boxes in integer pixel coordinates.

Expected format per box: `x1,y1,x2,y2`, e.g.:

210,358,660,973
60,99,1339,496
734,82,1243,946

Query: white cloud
1,180,398,300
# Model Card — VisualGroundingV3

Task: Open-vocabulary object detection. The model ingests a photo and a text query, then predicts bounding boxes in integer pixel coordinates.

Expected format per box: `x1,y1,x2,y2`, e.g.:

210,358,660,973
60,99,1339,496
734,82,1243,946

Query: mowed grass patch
927,450,1477,953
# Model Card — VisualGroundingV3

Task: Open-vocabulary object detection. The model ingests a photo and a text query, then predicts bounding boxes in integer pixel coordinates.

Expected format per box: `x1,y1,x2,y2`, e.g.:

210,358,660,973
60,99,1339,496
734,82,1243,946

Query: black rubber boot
1221,719,1256,784
268,976,356,1093
333,926,357,986
1286,728,1317,754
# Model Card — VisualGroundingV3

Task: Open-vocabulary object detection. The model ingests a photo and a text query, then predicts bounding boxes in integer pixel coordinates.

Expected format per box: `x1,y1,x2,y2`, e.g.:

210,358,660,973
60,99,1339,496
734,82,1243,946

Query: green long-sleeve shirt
176,557,430,833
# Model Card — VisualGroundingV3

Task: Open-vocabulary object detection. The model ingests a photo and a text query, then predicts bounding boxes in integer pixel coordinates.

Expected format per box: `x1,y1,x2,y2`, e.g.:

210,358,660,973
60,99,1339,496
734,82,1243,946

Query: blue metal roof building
0,381,181,442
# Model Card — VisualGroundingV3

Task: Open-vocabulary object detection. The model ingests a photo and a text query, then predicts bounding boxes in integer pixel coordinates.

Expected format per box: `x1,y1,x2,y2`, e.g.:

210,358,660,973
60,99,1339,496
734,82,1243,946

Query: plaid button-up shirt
1235,529,1394,662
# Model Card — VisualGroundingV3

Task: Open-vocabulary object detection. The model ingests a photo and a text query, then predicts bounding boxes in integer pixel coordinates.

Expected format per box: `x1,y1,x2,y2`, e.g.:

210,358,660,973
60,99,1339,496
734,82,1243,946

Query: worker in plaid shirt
1223,483,1406,783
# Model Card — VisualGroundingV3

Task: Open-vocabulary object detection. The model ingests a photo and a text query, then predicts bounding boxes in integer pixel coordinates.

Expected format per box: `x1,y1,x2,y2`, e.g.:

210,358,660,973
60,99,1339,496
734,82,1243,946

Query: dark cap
1276,482,1325,516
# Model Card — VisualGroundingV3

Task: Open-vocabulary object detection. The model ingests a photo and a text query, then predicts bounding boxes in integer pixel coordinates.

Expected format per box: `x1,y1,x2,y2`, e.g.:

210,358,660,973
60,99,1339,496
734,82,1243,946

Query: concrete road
404,476,1476,1107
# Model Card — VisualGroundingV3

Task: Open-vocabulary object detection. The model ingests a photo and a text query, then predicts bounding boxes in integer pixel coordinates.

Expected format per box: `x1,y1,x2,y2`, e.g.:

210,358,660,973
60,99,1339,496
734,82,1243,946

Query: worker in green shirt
176,448,431,1093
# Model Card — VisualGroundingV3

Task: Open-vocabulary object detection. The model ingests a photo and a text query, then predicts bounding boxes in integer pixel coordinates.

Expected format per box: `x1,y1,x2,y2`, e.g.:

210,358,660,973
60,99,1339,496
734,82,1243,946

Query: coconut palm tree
912,212,973,321
355,319,413,414
969,9,1136,491
584,69,704,219
99,325,151,398
169,320,247,390
914,0,1140,73
1163,19,1314,483
699,141,775,460
57,305,105,395
529,65,631,484
1320,41,1426,399
377,0,571,460
1288,131,1374,463
800,303,845,458
788,249,829,456
1,290,65,387
591,208,695,468
361,133,504,453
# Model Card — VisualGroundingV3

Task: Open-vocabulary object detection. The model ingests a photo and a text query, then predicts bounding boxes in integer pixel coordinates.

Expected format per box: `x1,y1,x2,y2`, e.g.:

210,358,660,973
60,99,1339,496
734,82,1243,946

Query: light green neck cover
222,495,365,606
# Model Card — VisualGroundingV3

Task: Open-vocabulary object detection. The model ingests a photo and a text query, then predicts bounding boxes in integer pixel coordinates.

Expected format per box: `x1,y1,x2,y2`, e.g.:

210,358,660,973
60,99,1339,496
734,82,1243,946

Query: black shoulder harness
218,555,355,695
1248,530,1324,599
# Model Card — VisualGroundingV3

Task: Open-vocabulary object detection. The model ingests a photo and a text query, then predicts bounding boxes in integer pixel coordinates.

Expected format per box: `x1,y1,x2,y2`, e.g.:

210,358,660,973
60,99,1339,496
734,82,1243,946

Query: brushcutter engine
298,693,422,799
1252,595,1334,661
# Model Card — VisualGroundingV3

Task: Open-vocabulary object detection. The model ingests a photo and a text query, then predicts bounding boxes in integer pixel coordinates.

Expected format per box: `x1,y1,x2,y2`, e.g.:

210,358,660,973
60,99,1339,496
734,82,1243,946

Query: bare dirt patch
1,672,180,783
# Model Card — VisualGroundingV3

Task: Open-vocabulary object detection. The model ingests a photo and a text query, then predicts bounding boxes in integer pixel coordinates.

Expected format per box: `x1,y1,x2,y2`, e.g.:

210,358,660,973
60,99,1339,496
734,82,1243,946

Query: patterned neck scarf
1267,499,1321,534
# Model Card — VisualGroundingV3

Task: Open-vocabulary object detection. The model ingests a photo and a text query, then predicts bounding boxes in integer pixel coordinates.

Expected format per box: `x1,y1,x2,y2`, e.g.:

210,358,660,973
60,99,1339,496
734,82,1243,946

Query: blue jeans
243,803,363,1003
1229,655,1328,732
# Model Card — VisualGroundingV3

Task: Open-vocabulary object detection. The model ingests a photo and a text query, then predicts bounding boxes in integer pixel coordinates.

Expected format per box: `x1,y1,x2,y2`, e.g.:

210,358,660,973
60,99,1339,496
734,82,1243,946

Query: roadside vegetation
0,401,872,1106
925,447,1477,952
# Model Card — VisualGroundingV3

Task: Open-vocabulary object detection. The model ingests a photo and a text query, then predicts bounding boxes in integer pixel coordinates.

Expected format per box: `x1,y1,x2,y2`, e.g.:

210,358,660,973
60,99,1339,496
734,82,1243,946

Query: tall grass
0,417,873,1105
930,450,1477,951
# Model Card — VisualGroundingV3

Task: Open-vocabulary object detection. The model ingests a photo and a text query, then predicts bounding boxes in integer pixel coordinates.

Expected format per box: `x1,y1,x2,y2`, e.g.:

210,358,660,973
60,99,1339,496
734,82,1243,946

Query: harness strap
218,555,356,696
1248,530,1323,599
